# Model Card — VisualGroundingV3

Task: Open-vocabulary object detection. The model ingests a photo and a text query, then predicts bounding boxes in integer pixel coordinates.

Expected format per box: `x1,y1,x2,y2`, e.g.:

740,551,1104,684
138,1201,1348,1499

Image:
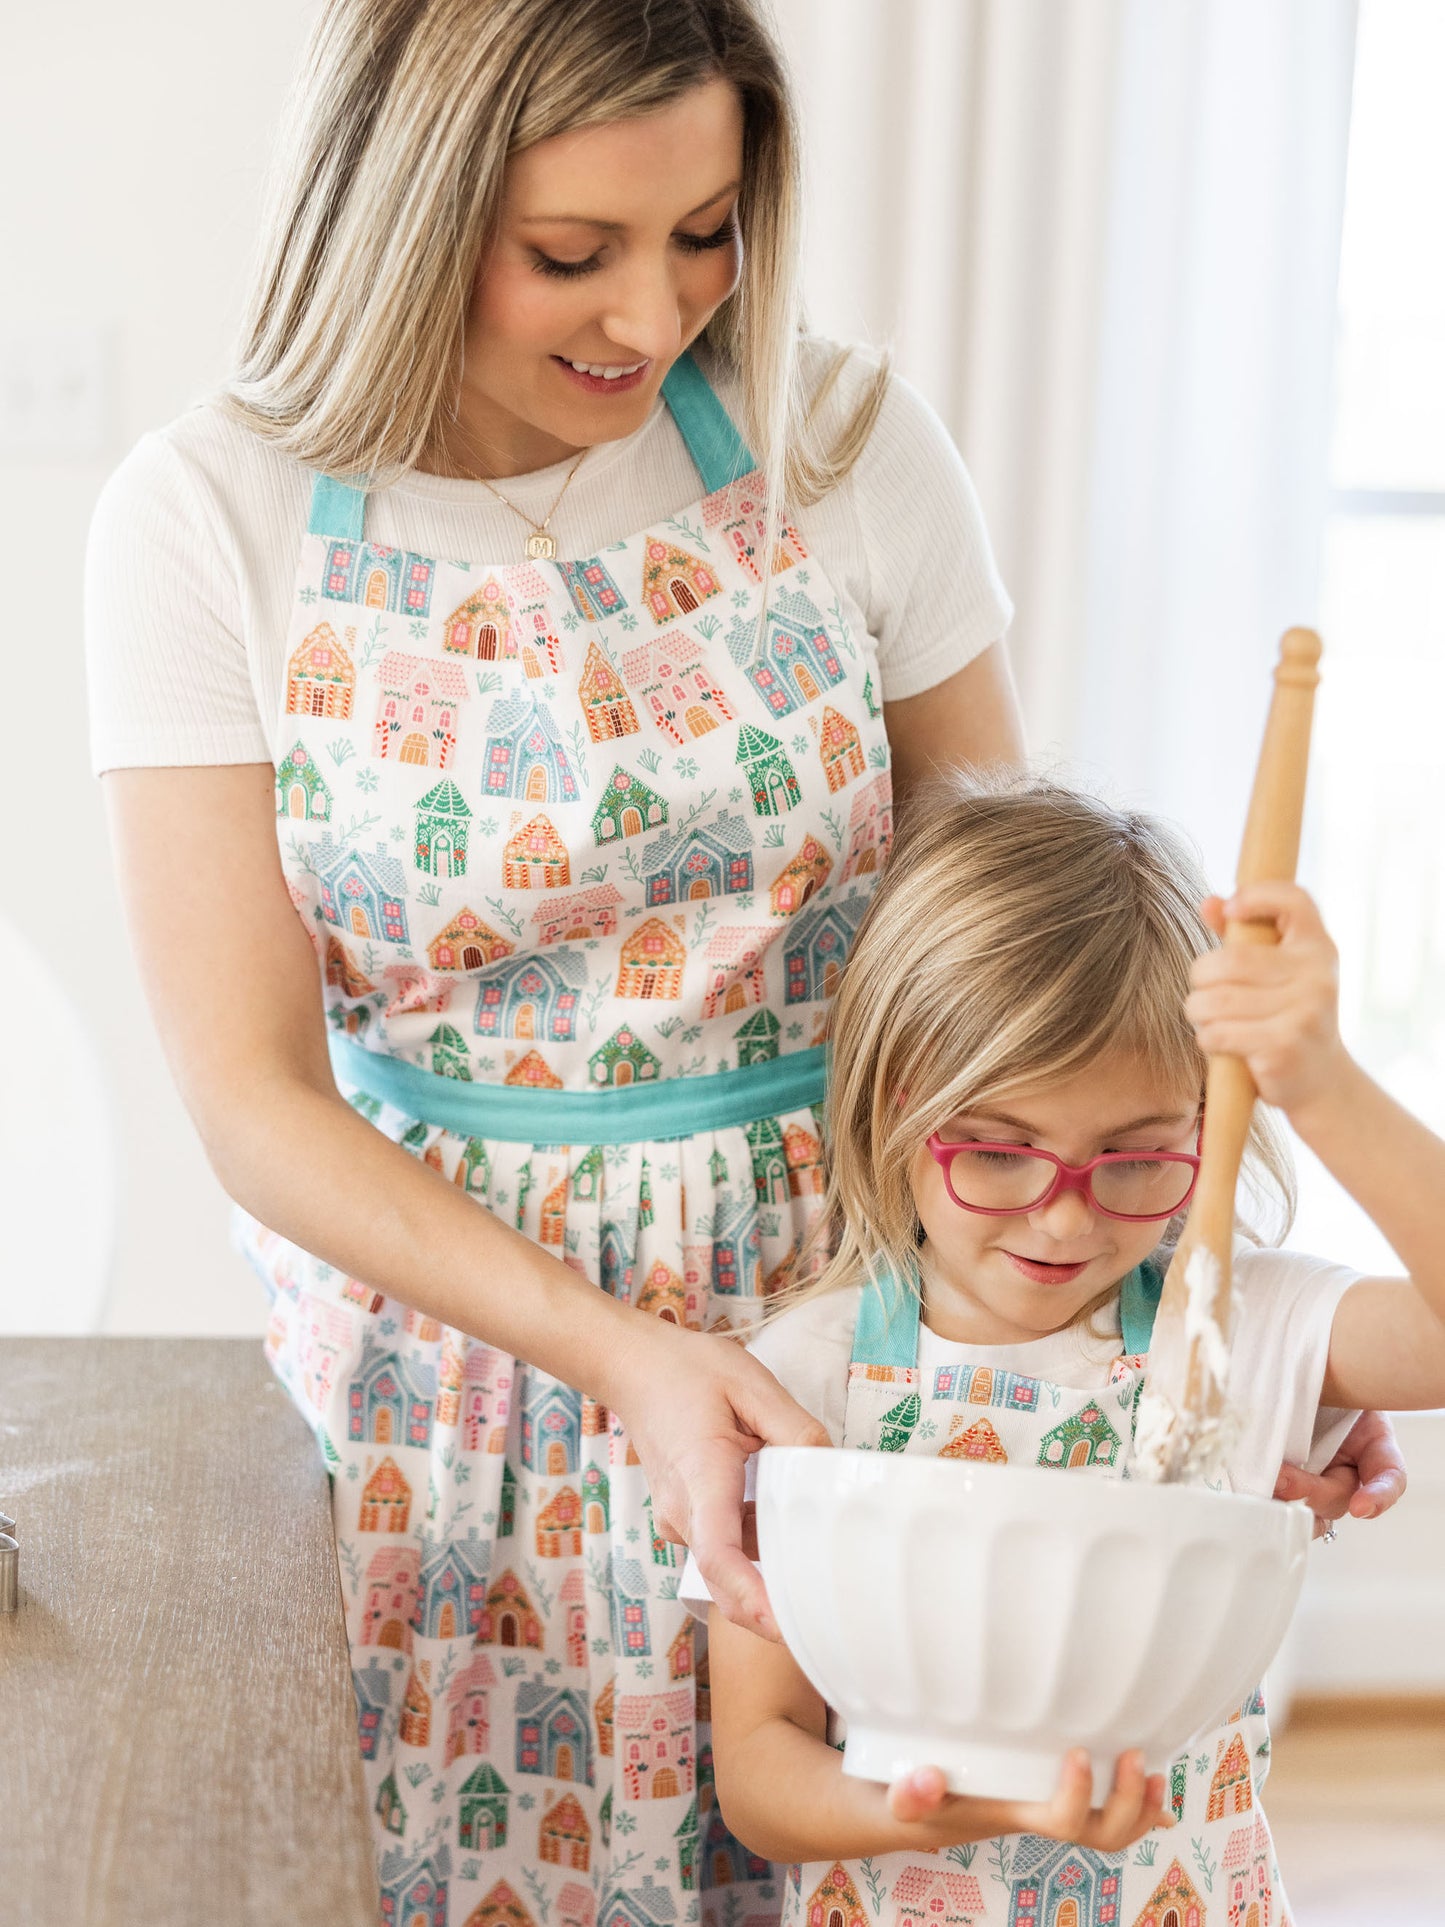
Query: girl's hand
1276,1406,1408,1530
600,1316,829,1640
889,1750,1172,1854
1187,882,1351,1116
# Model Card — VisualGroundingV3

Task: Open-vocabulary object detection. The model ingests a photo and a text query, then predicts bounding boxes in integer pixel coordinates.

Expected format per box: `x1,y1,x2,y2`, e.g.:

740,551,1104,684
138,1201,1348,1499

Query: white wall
0,1,321,1334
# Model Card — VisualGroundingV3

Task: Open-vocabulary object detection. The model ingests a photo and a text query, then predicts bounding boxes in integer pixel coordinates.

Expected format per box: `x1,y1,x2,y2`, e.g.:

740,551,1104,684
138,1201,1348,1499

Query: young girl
683,773,1445,1926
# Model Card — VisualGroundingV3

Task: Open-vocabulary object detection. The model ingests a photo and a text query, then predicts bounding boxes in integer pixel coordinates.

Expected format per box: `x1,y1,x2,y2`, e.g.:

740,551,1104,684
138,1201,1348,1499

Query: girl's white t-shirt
84,337,1013,776
679,1243,1363,1616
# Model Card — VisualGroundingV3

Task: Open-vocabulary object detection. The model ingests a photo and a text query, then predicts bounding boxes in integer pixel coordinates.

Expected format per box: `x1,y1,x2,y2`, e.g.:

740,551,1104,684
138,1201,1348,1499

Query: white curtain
773,0,1357,885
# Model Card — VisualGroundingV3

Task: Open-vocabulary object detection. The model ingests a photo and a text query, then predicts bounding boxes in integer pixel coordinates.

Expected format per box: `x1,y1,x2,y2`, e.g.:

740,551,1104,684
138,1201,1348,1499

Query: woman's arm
883,642,1026,813
707,1609,1171,1863
1188,881,1445,1411
104,763,828,1632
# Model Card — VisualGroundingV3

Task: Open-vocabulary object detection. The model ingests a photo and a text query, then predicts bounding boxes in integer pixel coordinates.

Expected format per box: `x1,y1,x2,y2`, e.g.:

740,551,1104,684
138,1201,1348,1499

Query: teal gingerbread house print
315,835,410,946
376,1845,449,1927
589,1025,661,1087
276,741,333,820
642,810,754,905
783,888,867,1004
482,693,579,804
878,1392,921,1452
736,724,801,816
459,1761,510,1850
735,1007,780,1065
429,1023,471,1081
558,555,626,621
724,588,845,718
592,766,668,844
323,539,434,616
1006,1838,1123,1926
1037,1401,1121,1469
414,778,471,878
474,951,587,1044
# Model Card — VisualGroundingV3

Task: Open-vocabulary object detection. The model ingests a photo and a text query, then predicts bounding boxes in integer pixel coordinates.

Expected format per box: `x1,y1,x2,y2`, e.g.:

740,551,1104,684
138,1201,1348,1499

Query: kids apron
777,1261,1292,1927
238,352,893,1927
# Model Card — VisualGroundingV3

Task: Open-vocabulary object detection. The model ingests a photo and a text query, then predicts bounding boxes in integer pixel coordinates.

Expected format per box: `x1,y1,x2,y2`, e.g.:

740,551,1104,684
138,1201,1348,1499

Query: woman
85,2,1401,1921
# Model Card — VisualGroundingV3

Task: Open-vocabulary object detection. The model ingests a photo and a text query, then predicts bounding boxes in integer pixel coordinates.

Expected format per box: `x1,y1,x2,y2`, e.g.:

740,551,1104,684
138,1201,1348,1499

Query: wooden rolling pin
1133,627,1323,1483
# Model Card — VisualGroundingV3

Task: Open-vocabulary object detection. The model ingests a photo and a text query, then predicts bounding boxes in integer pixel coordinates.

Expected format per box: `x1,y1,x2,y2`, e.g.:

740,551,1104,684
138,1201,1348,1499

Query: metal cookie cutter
0,1513,16,1613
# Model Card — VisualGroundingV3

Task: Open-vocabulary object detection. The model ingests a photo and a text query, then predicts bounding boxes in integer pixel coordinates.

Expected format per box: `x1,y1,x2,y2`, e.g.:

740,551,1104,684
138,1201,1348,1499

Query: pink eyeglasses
925,1131,1202,1222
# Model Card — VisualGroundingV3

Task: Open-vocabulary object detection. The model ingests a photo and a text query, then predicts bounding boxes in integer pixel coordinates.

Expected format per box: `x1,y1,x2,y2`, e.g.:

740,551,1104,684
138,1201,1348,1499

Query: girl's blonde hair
795,771,1295,1313
220,0,886,511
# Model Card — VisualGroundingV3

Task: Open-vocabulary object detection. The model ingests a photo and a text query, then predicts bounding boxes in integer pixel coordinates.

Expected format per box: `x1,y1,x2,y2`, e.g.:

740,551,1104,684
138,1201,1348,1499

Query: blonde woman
688,775,1440,1926
84,1,1396,1919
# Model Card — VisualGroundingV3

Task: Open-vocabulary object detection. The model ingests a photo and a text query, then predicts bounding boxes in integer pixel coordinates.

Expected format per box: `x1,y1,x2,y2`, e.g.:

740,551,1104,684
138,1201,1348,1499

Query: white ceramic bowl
756,1447,1311,1806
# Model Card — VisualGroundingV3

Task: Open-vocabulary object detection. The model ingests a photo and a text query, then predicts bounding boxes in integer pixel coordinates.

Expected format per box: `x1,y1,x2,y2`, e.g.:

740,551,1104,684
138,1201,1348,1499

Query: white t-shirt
679,1243,1362,1616
84,337,1013,776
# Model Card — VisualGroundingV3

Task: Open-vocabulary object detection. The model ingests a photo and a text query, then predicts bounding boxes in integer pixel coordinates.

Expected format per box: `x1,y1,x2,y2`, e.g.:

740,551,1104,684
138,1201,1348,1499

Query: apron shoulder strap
660,350,757,493
308,473,368,543
850,1257,923,1369
1119,1257,1166,1357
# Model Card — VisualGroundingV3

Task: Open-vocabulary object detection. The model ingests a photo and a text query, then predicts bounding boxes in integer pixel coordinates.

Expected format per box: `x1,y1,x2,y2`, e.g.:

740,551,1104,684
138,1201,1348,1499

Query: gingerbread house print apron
239,353,893,1926
778,1261,1292,1927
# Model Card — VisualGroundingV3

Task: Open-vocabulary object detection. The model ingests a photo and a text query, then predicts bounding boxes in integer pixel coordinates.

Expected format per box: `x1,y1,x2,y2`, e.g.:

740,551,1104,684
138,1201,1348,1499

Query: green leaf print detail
484,896,524,936
637,747,663,774
763,823,786,847
328,738,358,767
1191,1837,1217,1892
945,1845,977,1871
694,616,720,642
868,743,888,768
859,1859,886,1913
360,615,387,671
665,513,710,552
1133,1839,1158,1868
475,671,503,697
821,807,844,847
404,1763,431,1788
522,1867,552,1923
580,863,608,883
568,721,592,786
988,1839,1012,1886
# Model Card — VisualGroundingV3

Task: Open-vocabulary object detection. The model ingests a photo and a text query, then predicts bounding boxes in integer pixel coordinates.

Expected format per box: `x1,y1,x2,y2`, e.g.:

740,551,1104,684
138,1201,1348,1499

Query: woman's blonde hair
221,0,886,509
793,771,1296,1315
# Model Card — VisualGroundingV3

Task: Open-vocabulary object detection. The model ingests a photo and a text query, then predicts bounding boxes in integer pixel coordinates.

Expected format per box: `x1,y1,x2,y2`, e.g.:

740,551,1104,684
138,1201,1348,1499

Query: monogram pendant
525,530,557,561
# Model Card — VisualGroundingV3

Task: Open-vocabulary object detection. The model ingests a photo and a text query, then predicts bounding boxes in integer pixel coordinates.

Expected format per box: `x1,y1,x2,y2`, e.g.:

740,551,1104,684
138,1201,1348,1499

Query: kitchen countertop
0,1337,378,1925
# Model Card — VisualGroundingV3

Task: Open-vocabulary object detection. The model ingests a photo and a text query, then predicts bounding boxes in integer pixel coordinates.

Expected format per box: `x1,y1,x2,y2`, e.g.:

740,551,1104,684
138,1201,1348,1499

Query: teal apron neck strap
305,350,754,540
1119,1257,1165,1357
850,1253,1164,1371
850,1256,923,1370
659,350,756,492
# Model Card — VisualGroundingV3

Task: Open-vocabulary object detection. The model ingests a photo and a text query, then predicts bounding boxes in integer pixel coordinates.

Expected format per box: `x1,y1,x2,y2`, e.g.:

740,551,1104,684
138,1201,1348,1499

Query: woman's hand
600,1316,828,1639
1276,1406,1408,1533
889,1751,1172,1855
1188,882,1350,1115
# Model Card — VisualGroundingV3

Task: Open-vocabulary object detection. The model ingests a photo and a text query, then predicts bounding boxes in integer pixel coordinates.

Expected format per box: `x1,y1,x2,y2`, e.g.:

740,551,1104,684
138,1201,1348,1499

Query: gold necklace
467,444,590,562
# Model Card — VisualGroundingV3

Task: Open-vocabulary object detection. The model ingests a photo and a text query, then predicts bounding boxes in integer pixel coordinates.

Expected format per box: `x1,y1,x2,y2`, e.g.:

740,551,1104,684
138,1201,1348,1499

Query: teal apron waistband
329,1032,826,1145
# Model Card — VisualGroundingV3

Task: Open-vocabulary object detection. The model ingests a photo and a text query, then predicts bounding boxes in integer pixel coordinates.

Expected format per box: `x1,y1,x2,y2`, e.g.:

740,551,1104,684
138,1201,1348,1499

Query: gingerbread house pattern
249,383,893,1924
772,1313,1287,1927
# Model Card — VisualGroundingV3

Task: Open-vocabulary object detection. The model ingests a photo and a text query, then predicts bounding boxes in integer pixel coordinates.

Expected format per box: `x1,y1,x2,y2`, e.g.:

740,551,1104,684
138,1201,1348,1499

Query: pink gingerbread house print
372,652,468,769
890,1865,985,1927
701,469,808,580
445,1651,497,1764
461,1346,513,1455
358,1545,420,1650
1222,1813,1273,1927
533,883,623,945
559,1567,587,1669
701,926,774,1018
558,1884,596,1927
841,771,893,879
617,1689,695,1801
622,632,736,745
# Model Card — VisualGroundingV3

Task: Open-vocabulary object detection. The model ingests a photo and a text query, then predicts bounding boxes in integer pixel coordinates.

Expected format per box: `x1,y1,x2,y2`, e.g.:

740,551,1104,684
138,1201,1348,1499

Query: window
1293,0,1445,1277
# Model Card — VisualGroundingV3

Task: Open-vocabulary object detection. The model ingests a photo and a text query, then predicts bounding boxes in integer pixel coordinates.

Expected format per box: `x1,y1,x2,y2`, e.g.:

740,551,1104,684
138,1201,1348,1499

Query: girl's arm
104,763,829,1634
1188,881,1445,1411
707,1609,1172,1863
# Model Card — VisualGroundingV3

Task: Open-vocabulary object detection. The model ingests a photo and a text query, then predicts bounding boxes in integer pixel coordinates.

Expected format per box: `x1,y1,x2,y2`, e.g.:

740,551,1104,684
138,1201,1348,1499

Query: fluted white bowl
755,1447,1311,1806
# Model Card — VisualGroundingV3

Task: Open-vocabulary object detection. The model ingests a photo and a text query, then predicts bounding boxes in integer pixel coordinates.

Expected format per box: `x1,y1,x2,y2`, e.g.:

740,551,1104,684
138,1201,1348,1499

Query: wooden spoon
1134,627,1323,1483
